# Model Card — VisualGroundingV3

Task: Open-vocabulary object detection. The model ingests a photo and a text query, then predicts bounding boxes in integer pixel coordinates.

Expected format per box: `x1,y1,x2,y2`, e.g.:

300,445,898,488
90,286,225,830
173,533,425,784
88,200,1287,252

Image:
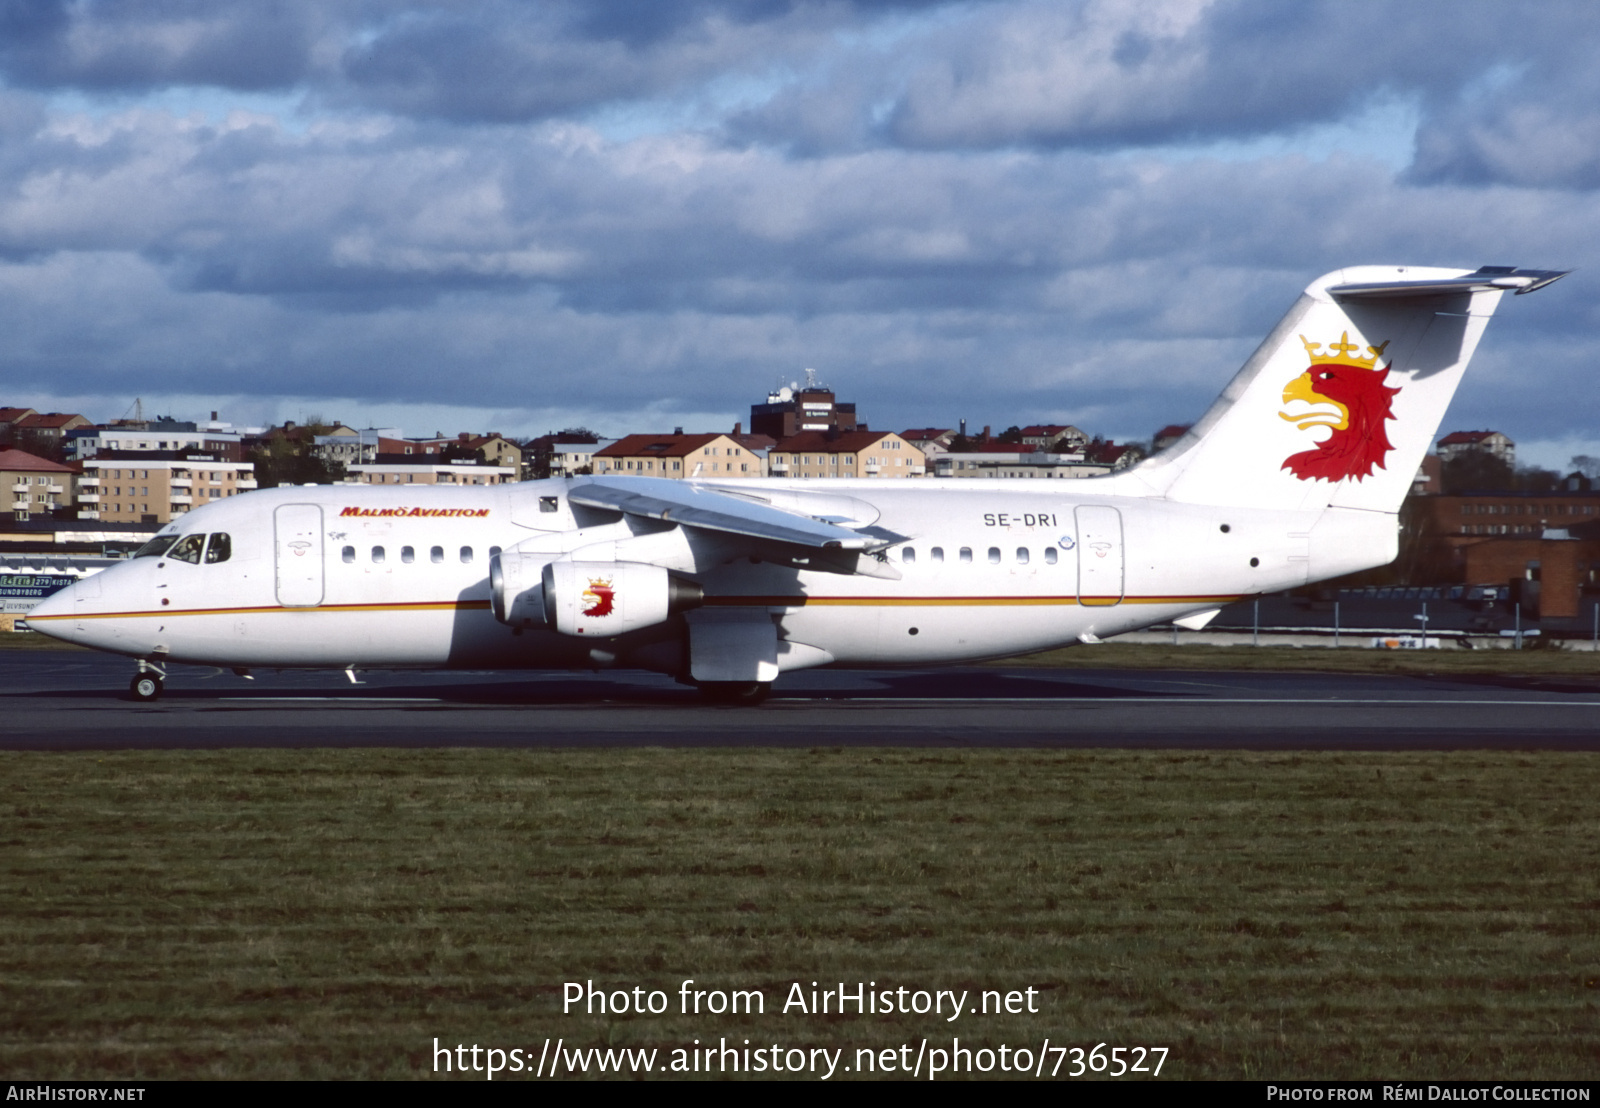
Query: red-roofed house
1019,425,1089,450
1437,430,1514,467
1153,424,1191,452
13,412,92,460
1,449,78,520
0,407,38,447
594,433,774,478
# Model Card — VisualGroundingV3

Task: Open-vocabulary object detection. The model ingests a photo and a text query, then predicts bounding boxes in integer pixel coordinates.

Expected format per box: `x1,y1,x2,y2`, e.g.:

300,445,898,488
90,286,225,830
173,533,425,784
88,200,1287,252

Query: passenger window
168,534,205,564
401,546,415,564
902,547,916,564
372,546,385,564
1045,548,1058,565
431,546,444,564
959,547,973,563
930,547,944,563
134,534,179,559
342,546,355,563
490,546,502,558
204,533,232,564
460,546,473,564
1016,547,1029,565
988,547,1001,564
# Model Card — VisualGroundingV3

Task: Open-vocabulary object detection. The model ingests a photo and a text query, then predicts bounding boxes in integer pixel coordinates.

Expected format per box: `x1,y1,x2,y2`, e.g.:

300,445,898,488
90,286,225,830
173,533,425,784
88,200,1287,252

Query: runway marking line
186,695,1600,707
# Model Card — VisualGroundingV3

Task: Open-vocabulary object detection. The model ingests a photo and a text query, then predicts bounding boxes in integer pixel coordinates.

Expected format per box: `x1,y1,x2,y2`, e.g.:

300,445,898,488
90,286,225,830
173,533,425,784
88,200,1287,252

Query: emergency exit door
274,504,325,607
1075,505,1124,606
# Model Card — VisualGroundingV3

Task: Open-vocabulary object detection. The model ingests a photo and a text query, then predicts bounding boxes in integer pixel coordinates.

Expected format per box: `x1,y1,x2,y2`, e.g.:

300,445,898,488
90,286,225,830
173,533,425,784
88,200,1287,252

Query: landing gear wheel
129,674,164,702
697,681,771,705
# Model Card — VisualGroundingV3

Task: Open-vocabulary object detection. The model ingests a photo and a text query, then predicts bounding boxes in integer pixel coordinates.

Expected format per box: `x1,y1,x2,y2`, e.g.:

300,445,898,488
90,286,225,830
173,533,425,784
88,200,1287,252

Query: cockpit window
167,534,206,564
134,535,179,559
204,533,232,564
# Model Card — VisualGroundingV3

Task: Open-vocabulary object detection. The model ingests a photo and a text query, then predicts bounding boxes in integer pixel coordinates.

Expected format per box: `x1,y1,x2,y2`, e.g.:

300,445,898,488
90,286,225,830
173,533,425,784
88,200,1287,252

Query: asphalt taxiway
2,648,1598,749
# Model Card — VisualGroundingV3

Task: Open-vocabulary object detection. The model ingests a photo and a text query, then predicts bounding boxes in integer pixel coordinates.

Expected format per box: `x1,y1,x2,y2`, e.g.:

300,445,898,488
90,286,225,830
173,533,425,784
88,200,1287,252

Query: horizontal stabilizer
570,477,888,551
1329,266,1569,300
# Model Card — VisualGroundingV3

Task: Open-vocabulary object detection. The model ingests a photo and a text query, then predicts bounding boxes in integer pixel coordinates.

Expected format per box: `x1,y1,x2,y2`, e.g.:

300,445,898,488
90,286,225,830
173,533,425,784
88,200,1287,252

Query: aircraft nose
25,578,84,642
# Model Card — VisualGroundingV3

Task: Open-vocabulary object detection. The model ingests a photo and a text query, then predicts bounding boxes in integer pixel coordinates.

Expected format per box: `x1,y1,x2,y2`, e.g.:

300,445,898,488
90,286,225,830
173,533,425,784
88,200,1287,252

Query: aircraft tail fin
1124,266,1567,514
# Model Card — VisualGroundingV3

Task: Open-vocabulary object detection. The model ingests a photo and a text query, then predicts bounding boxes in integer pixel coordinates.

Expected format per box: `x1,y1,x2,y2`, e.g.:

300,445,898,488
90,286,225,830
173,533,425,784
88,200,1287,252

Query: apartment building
67,424,247,463
347,458,517,486
594,433,773,479
766,430,924,478
934,450,1112,479
1,449,76,521
1437,430,1515,467
80,452,258,524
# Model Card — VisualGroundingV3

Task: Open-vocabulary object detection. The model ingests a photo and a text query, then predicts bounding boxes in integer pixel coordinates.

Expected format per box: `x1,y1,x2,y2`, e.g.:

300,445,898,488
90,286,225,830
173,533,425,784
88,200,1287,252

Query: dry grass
1,748,1596,1080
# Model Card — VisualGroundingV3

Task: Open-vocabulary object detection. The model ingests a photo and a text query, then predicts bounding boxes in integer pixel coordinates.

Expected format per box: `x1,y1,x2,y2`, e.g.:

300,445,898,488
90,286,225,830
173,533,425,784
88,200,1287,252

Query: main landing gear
128,661,166,702
696,681,772,705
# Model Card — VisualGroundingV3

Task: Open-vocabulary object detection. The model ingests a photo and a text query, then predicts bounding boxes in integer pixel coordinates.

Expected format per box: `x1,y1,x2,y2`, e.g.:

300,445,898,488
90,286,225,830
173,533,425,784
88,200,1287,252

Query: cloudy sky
1,0,1596,467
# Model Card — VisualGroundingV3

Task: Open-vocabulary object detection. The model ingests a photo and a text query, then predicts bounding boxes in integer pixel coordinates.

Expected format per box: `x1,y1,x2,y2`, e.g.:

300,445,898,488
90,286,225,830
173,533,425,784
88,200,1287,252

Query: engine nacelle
542,560,703,637
490,550,556,626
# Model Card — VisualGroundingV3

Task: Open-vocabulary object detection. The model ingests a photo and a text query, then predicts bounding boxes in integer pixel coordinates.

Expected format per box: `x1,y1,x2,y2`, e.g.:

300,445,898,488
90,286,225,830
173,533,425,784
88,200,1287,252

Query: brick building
1460,534,1600,620
749,376,858,440
1412,491,1600,551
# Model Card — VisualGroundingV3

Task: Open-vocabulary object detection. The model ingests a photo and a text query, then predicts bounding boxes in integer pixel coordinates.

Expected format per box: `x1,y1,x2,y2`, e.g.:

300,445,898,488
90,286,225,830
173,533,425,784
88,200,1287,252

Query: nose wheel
129,674,164,701
128,662,167,702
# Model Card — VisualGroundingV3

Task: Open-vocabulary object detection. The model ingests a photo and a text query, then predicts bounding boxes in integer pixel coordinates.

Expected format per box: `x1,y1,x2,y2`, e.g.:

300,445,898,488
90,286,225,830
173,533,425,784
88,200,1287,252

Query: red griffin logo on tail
1279,332,1400,482
581,577,615,618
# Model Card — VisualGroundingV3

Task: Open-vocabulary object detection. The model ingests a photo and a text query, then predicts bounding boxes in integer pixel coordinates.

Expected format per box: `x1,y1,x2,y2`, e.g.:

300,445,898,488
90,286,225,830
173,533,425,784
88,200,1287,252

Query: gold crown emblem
586,577,612,589
1300,331,1390,369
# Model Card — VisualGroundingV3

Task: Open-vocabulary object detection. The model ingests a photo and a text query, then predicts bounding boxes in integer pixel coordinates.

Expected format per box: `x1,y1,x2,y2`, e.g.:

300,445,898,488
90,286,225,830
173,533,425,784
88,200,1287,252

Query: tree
248,418,345,488
997,425,1024,443
1514,465,1561,493
1440,450,1514,494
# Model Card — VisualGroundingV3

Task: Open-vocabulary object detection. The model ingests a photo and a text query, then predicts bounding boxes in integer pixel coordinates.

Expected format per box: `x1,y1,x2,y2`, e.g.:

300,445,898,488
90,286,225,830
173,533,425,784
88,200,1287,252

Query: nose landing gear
128,661,167,702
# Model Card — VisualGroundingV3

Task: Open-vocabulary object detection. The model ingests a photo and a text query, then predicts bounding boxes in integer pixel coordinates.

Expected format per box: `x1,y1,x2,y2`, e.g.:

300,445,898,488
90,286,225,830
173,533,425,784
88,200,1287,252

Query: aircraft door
274,504,325,607
1075,505,1124,606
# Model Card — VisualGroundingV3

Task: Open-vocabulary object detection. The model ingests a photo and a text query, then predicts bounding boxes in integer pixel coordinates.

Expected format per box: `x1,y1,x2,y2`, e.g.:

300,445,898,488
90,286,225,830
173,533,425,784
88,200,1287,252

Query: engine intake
490,551,557,626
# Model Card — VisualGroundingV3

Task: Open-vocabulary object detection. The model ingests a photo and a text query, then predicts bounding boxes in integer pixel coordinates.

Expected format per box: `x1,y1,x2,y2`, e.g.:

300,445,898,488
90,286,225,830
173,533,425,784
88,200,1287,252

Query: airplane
28,264,1568,703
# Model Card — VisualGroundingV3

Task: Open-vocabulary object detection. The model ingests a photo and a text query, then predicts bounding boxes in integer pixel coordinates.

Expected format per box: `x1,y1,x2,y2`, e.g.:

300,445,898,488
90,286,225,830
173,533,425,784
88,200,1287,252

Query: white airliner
30,265,1567,702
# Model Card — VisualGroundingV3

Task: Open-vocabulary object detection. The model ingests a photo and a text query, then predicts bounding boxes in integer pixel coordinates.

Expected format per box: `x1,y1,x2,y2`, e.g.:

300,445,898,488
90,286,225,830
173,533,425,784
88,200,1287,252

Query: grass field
1005,642,1600,676
2,748,1596,1080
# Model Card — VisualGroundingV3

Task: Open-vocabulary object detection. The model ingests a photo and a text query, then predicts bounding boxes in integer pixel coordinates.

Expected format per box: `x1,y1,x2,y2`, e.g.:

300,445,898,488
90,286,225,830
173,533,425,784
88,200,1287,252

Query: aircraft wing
568,477,895,552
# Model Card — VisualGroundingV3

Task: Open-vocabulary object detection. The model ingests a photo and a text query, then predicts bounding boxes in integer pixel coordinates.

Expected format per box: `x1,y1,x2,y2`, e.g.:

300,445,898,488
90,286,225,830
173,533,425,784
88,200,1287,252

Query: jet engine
541,560,703,637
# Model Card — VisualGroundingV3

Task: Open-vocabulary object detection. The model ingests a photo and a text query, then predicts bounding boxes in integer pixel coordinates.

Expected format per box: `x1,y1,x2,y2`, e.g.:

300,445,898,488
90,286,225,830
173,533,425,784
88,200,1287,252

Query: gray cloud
0,0,1596,455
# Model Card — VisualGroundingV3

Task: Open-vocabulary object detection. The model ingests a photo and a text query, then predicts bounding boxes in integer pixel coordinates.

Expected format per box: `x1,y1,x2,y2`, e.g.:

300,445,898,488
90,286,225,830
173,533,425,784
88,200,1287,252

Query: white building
934,451,1112,479
347,459,518,486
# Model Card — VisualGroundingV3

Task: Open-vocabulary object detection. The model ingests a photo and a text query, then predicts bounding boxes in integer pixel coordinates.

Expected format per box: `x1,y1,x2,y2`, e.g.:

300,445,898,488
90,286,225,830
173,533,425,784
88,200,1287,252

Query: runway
3,647,1598,749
